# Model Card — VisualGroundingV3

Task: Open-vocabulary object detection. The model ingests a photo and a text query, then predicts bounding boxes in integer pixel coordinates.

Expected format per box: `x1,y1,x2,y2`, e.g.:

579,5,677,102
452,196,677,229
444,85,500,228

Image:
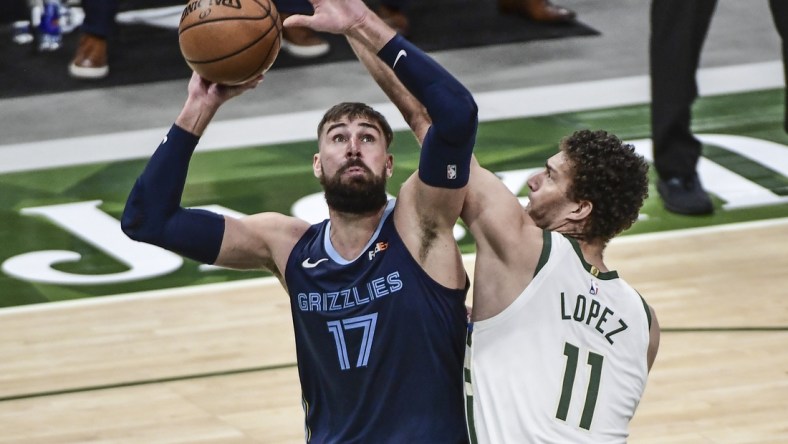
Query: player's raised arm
287,0,478,199
121,73,307,275
368,36,477,203
346,36,431,145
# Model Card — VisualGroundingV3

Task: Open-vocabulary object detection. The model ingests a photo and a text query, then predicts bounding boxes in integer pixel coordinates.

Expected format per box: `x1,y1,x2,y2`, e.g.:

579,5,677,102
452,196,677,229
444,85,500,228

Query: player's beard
320,159,388,215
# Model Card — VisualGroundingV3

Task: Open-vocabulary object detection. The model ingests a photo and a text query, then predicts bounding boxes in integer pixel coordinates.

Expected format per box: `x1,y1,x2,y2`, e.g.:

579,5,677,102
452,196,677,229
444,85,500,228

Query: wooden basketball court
1,218,786,443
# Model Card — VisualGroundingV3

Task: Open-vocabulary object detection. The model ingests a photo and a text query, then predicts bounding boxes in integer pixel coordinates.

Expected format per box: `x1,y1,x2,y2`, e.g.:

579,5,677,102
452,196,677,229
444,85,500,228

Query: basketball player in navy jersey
121,0,476,442
348,29,661,443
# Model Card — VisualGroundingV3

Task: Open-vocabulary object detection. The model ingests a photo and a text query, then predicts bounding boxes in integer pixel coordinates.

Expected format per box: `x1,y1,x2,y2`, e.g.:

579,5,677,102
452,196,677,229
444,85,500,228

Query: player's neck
328,205,387,260
578,240,609,273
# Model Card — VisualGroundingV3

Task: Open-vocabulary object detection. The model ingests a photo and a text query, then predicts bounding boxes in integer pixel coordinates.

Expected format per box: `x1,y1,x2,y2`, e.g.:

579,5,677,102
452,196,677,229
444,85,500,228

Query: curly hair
560,129,649,244
318,102,394,148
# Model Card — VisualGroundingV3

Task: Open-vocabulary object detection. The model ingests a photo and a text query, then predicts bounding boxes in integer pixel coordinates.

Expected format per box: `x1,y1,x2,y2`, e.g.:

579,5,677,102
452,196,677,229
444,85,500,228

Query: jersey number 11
556,341,603,430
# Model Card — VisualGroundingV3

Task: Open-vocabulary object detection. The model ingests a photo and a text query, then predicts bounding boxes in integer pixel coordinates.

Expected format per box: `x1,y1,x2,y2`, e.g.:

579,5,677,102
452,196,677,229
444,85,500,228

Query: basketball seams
182,20,279,64
178,0,276,34
179,16,268,35
234,32,282,83
178,0,282,84
251,0,272,15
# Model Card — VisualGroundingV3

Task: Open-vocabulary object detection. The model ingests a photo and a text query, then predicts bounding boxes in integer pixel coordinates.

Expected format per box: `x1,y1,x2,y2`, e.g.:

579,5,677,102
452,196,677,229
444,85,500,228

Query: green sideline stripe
0,362,297,403
1,88,787,307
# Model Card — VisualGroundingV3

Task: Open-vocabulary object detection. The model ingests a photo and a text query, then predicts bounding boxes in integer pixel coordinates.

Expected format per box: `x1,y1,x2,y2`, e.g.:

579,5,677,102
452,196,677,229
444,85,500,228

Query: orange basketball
178,0,282,85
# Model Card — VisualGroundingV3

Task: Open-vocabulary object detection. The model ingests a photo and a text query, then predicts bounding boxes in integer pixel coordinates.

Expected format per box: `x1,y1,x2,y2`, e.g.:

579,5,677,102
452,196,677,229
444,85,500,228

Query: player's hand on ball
187,72,264,108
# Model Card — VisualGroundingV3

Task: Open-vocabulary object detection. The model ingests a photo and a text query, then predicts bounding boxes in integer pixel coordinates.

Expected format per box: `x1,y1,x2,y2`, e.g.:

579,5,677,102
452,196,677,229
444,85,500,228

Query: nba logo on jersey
447,164,457,179
589,280,599,295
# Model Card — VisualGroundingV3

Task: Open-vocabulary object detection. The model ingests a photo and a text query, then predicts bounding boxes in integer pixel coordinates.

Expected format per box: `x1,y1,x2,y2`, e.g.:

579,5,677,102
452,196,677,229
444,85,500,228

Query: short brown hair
560,129,649,243
318,102,394,148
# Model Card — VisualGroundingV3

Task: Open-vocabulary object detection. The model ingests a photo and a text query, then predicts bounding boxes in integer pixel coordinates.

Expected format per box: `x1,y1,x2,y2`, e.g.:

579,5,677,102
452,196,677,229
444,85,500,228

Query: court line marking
0,61,782,174
0,362,298,403
1,216,785,316
1,218,785,402
4,325,785,403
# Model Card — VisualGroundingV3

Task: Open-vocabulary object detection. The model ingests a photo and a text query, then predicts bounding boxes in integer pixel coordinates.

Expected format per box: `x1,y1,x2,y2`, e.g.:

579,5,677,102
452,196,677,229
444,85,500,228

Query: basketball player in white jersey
349,37,661,443
461,136,660,443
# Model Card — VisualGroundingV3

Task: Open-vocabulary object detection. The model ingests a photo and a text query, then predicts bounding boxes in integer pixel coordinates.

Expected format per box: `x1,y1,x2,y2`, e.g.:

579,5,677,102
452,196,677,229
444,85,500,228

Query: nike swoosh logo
301,257,328,268
393,49,407,68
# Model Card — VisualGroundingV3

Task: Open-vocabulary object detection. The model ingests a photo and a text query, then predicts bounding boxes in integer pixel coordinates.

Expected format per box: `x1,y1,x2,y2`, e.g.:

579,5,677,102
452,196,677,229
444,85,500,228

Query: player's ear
385,154,393,178
568,199,592,222
313,153,322,178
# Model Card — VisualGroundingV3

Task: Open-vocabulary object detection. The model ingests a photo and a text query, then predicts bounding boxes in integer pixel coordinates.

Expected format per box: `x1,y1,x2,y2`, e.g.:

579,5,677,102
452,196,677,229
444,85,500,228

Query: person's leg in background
9,0,33,44
276,0,330,59
769,0,788,133
649,0,717,215
69,0,117,79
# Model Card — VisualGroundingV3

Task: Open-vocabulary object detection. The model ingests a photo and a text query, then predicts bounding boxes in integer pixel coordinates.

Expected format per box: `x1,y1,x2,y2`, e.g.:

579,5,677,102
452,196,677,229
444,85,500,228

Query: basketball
178,0,282,85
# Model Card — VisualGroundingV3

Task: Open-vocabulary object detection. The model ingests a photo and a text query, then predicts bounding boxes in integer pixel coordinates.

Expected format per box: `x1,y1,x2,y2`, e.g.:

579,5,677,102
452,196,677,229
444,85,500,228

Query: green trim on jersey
533,229,552,277
639,294,653,330
565,234,619,280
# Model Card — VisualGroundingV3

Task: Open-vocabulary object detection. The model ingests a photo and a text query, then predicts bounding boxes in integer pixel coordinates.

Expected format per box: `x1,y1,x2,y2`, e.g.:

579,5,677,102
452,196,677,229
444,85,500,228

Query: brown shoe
376,5,410,37
281,13,330,59
68,33,109,79
498,0,576,23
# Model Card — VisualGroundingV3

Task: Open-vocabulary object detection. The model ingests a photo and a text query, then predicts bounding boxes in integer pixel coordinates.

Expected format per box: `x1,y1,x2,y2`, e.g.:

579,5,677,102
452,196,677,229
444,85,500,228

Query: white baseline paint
0,61,783,174
1,217,786,316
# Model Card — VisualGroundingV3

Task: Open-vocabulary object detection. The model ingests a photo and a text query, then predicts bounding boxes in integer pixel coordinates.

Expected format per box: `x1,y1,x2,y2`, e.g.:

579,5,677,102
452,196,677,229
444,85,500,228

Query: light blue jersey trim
322,199,396,265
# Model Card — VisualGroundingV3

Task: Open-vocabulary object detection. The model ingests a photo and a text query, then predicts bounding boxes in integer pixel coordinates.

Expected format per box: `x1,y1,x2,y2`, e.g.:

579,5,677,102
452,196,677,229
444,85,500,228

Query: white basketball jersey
465,231,652,443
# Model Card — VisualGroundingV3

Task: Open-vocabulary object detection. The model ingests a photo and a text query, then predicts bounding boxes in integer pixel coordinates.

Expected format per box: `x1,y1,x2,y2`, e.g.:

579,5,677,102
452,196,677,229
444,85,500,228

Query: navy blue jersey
284,200,469,443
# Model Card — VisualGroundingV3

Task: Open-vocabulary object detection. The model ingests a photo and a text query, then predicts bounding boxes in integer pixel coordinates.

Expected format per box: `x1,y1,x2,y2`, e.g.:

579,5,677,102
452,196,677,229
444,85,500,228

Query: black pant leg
80,0,119,38
649,0,718,179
